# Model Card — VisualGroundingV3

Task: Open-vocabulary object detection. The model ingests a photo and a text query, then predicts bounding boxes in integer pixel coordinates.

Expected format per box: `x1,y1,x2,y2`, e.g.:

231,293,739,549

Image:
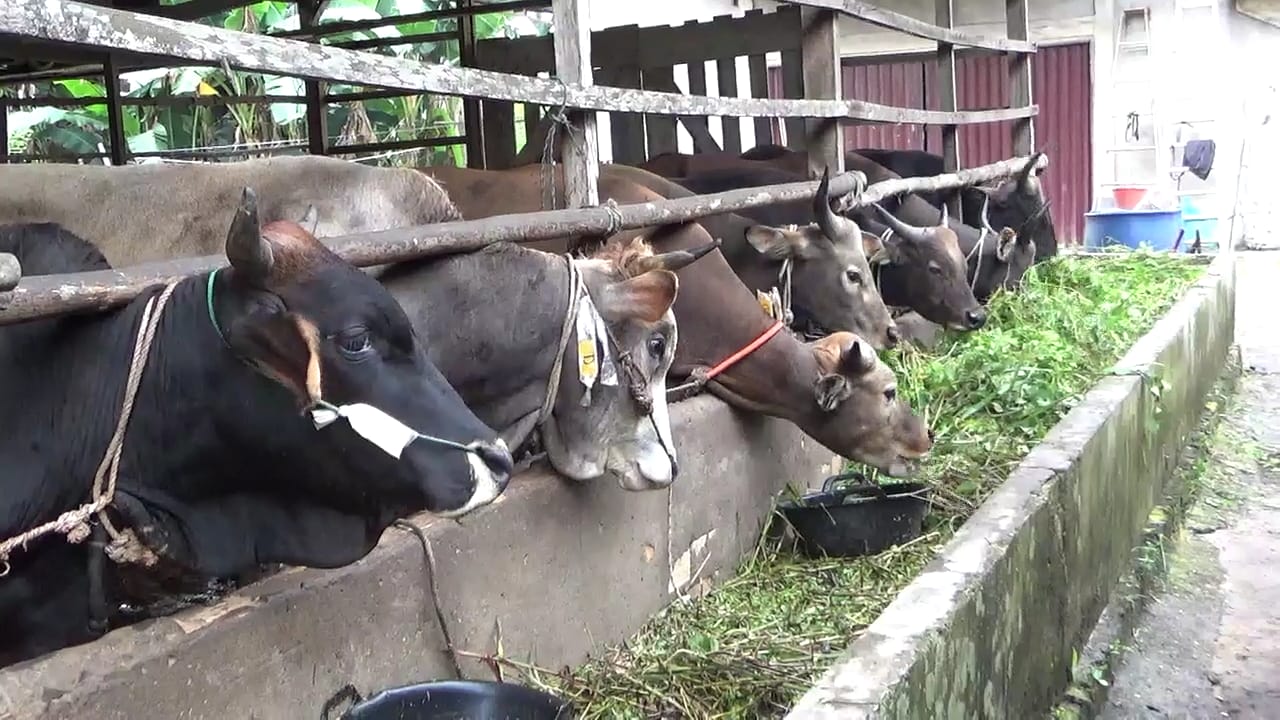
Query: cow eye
845,268,862,285
335,326,373,360
647,333,668,360
927,261,943,276
884,386,897,402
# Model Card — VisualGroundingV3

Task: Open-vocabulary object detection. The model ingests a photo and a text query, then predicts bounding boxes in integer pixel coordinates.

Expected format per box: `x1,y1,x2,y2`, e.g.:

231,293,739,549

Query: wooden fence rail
0,0,1035,127
779,0,1036,53
0,154,1046,325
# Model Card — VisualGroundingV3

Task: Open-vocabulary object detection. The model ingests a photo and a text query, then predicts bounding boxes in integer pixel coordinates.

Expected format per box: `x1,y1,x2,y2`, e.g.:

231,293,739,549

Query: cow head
741,169,899,349
199,189,512,563
804,332,933,475
968,195,1036,302
863,202,987,331
540,234,715,491
974,152,1057,261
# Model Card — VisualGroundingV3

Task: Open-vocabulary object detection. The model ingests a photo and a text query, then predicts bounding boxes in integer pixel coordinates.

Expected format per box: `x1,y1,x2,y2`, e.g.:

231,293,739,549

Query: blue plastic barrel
1084,209,1184,251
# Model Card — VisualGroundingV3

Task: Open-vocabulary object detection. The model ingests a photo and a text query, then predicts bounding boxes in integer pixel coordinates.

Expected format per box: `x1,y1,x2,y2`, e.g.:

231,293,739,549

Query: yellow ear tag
756,289,775,318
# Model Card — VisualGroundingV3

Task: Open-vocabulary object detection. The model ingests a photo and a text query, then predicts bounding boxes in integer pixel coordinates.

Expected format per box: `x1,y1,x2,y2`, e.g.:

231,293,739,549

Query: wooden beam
0,170,869,325
747,53,772,147
643,66,679,156
835,152,1048,213
598,65,646,165
779,46,805,149
780,0,1036,54
551,0,599,208
102,55,127,165
800,7,842,179
1006,0,1034,155
936,0,961,220
457,0,484,168
481,100,516,168
1,0,1036,127
643,72,722,155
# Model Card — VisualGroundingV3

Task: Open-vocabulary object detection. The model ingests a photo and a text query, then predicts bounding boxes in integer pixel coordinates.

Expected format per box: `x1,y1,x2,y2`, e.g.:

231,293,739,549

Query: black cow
854,148,1057,262
0,196,513,667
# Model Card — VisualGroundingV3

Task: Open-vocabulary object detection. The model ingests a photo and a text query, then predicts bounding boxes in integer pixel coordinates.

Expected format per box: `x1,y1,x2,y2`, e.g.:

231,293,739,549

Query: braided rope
0,281,179,575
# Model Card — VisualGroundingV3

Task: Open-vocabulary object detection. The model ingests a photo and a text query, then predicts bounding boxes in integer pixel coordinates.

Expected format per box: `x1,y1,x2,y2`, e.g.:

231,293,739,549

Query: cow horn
939,201,949,227
839,336,876,376
225,187,274,285
980,193,996,235
299,204,319,235
1018,152,1044,194
630,237,722,273
813,167,857,244
871,202,931,243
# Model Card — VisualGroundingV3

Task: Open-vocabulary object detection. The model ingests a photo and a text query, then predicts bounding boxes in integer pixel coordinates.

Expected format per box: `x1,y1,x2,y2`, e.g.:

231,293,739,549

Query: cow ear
745,225,814,260
996,228,1018,261
226,302,324,408
598,269,679,324
814,374,852,412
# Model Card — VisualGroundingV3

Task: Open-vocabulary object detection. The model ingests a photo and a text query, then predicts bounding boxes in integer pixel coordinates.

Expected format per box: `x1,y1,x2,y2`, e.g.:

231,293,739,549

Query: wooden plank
1006,0,1034,155
780,0,1036,54
800,7,842,178
0,154,1051,325
0,103,8,163
551,0,599,207
936,0,960,220
0,0,1037,126
683,59,717,154
481,100,517,169
102,55,127,165
716,57,742,155
643,66,679,156
473,8,802,75
747,53,772,147
779,48,806,149
597,66,646,165
298,0,328,156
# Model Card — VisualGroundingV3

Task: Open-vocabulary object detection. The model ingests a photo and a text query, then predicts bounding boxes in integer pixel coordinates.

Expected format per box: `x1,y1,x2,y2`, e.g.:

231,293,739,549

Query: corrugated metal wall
766,43,1092,244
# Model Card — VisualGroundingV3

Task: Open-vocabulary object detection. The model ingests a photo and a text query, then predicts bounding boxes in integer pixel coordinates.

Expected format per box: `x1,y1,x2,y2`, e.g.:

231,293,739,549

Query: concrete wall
0,396,840,720
786,252,1237,719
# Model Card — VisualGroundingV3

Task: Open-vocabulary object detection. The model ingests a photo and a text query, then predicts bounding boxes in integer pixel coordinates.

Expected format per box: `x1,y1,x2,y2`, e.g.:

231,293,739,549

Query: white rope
537,255,583,425
0,282,179,575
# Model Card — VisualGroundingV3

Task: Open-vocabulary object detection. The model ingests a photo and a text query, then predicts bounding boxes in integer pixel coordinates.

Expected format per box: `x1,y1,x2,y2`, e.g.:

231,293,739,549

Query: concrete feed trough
0,396,840,720
787,252,1236,719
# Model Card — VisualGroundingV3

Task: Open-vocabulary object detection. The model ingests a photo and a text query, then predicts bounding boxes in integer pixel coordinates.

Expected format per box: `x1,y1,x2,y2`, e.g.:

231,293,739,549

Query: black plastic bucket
777,471,931,558
325,681,573,720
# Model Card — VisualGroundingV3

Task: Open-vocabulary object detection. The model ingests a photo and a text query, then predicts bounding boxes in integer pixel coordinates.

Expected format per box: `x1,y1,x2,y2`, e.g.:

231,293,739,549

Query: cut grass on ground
515,250,1208,719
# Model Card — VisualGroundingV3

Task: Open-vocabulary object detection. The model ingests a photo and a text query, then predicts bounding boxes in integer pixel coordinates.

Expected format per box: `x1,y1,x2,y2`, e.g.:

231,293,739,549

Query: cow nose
885,325,901,348
965,308,987,329
476,440,514,492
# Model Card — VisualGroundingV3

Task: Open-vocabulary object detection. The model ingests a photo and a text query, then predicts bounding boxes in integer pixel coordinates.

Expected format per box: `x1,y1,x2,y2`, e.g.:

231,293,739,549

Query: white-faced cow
0,197,512,667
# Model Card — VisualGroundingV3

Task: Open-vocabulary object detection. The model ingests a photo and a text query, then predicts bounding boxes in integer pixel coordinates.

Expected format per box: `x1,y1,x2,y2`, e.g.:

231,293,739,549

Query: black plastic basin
334,680,573,720
777,471,931,558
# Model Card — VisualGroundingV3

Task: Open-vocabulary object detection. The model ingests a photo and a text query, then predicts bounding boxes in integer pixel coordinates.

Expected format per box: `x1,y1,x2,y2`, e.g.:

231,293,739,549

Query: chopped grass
514,250,1208,719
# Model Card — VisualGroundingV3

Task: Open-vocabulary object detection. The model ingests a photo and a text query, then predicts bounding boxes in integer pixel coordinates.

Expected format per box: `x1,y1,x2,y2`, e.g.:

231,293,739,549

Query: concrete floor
1101,252,1280,720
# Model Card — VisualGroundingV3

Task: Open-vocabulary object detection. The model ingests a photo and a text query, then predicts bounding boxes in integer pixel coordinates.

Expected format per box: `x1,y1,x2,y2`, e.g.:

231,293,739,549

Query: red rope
702,320,786,381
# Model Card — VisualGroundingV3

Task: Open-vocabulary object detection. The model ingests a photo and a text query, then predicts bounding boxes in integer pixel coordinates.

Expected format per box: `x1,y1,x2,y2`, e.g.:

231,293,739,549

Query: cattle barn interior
0,0,1057,716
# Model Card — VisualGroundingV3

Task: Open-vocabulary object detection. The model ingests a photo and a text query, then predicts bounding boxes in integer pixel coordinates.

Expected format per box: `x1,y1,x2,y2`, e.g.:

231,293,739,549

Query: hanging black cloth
1183,138,1216,180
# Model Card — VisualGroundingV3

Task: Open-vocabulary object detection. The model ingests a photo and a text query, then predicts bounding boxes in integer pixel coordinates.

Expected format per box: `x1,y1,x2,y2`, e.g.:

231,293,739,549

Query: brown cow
419,164,933,475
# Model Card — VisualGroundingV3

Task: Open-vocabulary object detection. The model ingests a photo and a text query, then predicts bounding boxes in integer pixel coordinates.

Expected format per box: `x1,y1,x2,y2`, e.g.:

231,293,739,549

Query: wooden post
800,7,842,178
0,101,8,163
936,0,961,219
551,0,599,207
299,0,328,156
747,53,772,148
1006,0,1034,155
642,66,679,156
103,55,128,165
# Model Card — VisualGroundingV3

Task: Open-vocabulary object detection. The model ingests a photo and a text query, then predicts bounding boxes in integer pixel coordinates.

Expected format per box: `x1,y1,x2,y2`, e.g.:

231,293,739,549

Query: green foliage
510,251,1206,720
6,0,544,166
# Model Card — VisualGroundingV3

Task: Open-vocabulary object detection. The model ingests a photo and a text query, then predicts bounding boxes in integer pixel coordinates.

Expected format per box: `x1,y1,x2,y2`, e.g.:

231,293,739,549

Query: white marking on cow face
625,367,677,490
436,439,509,519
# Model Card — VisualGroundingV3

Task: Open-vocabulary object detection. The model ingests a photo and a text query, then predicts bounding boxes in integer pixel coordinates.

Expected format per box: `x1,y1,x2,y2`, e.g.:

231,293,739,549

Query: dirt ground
1101,252,1280,720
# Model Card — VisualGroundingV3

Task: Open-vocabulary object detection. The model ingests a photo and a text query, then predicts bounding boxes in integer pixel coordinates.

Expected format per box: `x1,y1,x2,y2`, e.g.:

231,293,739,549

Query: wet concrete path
1101,252,1280,720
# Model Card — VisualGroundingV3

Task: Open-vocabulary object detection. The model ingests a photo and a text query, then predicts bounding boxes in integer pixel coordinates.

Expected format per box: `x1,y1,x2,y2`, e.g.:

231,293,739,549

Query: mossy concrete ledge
0,396,839,720
787,253,1237,720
